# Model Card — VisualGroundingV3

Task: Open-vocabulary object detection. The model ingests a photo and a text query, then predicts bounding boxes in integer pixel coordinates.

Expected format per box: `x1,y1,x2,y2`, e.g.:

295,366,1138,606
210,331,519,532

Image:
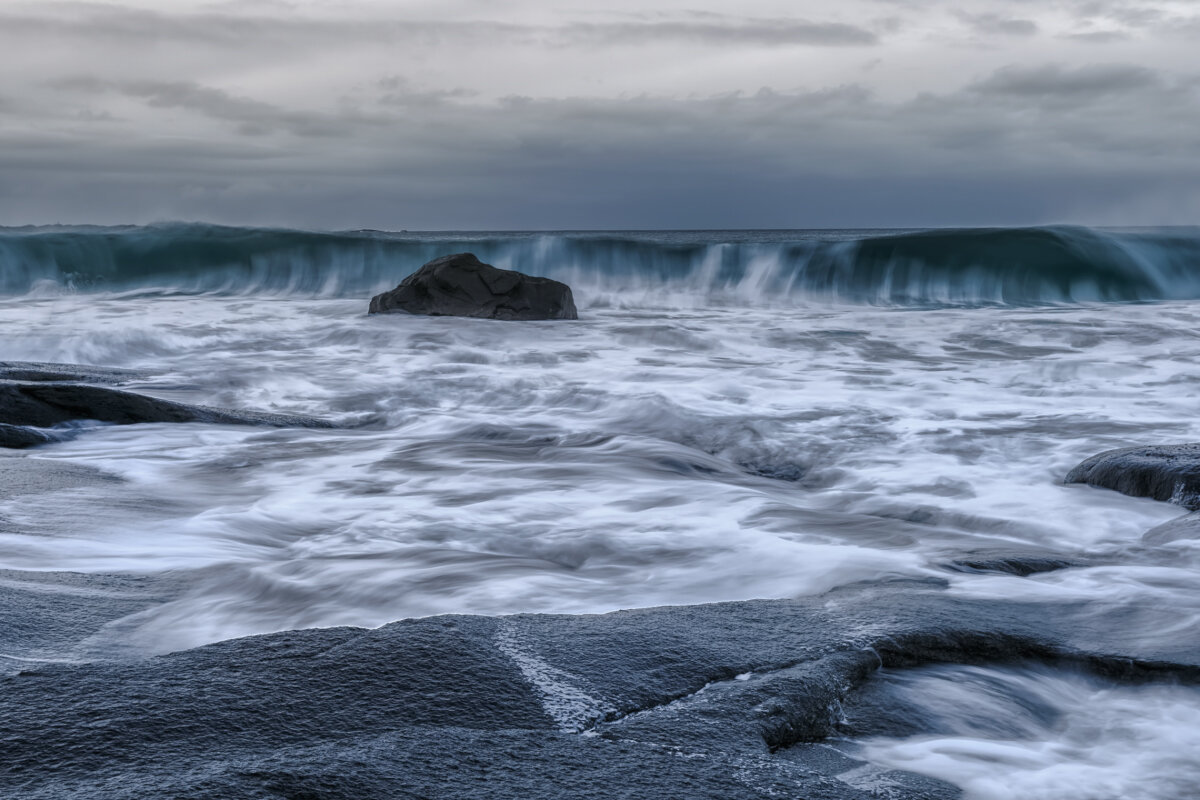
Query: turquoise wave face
1,223,1198,306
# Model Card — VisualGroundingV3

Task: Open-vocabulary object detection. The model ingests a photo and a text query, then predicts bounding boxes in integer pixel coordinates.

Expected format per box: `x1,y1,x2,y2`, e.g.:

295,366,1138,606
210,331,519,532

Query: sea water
2,225,1198,797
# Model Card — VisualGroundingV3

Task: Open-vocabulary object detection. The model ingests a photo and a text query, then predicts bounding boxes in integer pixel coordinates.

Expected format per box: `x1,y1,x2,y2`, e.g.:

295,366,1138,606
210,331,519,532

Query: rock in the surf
368,253,578,321
0,422,57,449
1065,443,1200,509
0,379,334,448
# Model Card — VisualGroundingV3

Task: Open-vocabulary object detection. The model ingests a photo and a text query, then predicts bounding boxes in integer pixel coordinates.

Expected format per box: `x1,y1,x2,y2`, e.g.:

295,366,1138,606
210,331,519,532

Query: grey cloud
969,63,1162,98
1061,30,1134,43
3,95,1197,229
560,20,879,47
957,12,1038,37
1065,2,1200,36
0,3,878,50
4,3,1200,228
50,77,383,138
377,77,478,109
1072,2,1166,28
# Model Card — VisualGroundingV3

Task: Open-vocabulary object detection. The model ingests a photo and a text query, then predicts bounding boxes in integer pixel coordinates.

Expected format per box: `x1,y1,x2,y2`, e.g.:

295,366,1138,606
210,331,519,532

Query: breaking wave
2,223,1199,307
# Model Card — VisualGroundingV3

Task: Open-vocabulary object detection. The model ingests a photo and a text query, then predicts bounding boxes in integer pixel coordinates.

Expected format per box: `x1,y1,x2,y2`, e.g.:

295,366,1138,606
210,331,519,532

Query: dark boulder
1065,443,1200,509
369,253,578,321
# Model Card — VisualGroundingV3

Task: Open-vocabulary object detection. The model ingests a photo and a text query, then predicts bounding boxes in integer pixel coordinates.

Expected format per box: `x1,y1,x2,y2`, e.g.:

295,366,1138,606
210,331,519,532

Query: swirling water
2,225,1200,796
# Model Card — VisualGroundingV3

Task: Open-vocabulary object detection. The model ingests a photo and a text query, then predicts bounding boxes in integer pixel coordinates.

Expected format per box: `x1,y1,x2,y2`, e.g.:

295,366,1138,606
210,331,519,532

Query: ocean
3,223,1199,798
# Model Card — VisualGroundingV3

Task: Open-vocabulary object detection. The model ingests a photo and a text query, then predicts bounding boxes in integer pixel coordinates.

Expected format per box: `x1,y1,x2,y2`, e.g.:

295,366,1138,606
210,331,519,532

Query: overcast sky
1,0,1198,229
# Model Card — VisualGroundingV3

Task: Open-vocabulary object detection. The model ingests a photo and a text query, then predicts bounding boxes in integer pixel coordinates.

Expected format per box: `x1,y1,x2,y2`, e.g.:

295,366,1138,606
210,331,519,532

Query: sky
1,0,1198,229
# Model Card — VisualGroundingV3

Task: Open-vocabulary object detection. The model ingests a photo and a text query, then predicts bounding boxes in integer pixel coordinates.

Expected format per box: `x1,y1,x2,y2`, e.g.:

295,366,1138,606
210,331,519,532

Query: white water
1,295,1197,648
856,664,1200,800
4,291,1200,795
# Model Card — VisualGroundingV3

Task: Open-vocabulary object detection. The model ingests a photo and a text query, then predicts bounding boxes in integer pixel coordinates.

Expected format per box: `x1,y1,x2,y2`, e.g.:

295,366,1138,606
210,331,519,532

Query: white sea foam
0,295,1197,654
855,664,1200,800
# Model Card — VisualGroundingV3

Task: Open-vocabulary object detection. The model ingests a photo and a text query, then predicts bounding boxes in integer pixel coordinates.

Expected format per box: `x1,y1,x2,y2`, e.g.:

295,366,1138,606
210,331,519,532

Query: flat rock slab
3,583,1197,800
1065,443,1200,509
369,253,578,321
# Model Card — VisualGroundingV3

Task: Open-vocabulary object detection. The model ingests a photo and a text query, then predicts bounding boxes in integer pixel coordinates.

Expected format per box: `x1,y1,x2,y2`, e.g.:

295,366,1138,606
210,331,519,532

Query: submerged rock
0,374,334,448
0,422,57,449
1143,512,1200,545
369,253,578,321
1065,443,1200,509
947,553,1083,577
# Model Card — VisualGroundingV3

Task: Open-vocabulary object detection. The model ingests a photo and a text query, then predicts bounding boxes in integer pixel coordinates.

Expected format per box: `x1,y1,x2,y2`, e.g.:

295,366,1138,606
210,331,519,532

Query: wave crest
1,223,1197,307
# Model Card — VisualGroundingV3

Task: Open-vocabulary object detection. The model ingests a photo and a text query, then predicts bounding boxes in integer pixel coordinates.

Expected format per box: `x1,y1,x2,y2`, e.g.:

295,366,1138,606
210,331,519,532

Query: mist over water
2,226,1199,796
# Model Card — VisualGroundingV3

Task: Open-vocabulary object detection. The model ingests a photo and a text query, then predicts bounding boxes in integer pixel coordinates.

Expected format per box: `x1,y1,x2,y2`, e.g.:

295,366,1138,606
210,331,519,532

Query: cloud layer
1,0,1198,228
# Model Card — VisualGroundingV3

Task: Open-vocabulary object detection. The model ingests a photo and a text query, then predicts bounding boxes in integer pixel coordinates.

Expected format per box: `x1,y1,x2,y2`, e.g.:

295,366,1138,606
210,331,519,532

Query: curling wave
2,223,1199,307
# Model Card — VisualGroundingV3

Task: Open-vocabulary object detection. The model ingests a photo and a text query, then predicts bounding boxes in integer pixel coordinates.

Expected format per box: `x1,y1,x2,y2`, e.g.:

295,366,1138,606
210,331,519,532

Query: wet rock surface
0,423,58,449
0,362,149,384
0,363,334,448
1066,443,1200,509
369,253,578,321
3,582,1196,800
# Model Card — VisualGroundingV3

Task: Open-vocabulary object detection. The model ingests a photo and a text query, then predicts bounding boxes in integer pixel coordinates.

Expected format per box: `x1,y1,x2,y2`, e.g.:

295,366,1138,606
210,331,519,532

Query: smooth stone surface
3,583,1197,799
369,253,578,321
1065,443,1200,509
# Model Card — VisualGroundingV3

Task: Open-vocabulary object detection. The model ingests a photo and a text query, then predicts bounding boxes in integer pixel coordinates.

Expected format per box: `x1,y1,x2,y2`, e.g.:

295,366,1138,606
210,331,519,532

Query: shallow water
1,294,1197,651
853,664,1200,800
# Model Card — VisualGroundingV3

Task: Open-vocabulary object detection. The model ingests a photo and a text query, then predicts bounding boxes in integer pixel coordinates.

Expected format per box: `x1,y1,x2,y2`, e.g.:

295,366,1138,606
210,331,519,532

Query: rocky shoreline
3,567,1197,799
3,408,1200,797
